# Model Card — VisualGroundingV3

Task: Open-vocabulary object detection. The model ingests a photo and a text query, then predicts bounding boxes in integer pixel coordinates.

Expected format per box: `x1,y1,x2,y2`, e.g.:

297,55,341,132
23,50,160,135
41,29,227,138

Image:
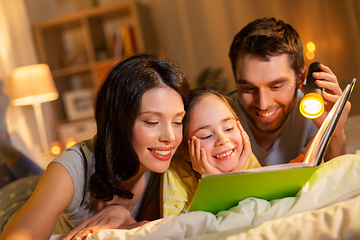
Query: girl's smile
188,94,245,172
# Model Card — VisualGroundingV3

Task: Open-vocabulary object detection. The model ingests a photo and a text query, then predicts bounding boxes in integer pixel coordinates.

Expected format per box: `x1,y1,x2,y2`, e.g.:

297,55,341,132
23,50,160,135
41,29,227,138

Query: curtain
0,0,48,160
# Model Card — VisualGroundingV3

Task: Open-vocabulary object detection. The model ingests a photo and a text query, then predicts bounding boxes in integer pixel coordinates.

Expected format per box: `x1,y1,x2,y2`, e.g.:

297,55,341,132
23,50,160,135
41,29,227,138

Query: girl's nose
214,134,229,147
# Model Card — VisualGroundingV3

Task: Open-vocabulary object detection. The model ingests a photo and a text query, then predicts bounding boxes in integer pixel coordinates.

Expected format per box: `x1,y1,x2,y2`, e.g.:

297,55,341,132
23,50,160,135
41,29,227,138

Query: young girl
1,53,190,240
161,87,260,217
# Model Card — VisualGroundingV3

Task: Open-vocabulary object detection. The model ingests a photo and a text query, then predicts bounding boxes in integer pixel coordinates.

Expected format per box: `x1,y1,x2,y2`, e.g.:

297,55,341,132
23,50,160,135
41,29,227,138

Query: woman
0,53,190,240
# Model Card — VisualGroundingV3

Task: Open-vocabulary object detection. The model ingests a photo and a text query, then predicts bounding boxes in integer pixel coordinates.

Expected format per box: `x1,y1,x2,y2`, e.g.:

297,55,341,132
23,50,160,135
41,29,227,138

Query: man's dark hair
229,17,305,78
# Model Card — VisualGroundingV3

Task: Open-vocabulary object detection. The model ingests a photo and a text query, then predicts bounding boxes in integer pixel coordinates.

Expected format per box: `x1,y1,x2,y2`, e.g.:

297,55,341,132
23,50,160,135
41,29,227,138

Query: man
228,17,351,166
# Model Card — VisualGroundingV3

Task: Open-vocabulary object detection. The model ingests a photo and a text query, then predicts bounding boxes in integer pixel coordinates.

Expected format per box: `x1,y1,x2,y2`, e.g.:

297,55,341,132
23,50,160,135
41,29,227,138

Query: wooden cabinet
33,0,157,121
33,1,157,147
57,118,97,147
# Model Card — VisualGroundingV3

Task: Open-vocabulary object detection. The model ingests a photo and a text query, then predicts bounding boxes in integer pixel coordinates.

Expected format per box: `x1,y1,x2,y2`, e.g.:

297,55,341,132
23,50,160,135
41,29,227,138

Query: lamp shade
11,64,58,106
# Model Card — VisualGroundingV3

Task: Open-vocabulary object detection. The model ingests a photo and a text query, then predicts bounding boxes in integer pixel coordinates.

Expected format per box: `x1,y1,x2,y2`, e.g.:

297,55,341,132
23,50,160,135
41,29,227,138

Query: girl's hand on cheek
188,136,221,175
231,121,253,172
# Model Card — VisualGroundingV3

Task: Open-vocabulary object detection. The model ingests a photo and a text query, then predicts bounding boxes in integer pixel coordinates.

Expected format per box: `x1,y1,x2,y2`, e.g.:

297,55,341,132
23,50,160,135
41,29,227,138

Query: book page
303,78,356,165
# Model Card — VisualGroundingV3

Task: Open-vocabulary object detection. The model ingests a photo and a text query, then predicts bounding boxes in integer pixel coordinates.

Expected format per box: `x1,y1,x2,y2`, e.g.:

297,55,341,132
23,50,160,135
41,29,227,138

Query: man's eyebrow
236,78,251,85
236,78,288,85
269,78,287,84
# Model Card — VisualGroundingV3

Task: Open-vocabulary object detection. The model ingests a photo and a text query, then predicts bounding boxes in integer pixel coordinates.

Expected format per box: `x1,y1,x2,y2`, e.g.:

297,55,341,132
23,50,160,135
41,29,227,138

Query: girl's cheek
232,133,243,148
200,142,209,153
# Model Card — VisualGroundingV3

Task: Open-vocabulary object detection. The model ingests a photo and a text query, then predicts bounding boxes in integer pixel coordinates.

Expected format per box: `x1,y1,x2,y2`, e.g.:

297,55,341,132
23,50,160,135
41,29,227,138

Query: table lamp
299,62,324,119
11,64,58,152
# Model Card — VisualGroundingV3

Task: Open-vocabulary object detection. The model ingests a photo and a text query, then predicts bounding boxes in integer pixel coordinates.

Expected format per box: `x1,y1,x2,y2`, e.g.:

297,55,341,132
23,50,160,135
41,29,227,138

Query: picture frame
63,88,94,120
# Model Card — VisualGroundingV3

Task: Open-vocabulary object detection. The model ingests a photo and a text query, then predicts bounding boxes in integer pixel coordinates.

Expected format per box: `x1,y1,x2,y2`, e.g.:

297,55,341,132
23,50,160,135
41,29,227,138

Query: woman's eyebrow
138,110,186,116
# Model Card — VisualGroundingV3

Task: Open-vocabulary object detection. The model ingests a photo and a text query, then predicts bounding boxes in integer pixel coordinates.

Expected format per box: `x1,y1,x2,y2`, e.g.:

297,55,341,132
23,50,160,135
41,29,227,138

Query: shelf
33,0,157,125
52,63,92,78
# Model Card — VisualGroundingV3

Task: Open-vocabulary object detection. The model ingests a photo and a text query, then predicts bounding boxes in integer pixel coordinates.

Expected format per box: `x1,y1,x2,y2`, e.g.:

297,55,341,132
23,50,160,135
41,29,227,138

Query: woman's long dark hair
90,53,190,201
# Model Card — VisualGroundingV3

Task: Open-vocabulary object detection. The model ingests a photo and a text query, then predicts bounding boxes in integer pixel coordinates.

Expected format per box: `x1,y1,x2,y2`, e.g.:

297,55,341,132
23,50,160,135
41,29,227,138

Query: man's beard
242,92,297,134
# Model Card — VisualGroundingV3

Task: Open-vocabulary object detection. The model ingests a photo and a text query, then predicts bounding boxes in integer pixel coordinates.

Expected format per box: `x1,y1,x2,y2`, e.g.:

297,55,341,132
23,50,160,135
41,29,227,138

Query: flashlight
299,62,324,119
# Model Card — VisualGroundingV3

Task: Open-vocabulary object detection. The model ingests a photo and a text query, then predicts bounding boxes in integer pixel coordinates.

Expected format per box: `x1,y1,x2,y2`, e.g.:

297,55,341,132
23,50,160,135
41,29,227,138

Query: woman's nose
159,125,175,143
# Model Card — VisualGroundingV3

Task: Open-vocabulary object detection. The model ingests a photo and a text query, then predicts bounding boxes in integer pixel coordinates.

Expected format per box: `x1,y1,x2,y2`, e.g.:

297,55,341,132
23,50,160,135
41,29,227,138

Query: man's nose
257,89,273,110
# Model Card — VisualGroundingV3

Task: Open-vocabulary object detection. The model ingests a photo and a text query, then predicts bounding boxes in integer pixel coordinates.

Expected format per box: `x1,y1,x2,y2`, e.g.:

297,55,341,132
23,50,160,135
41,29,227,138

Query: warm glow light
306,51,315,60
299,93,324,119
50,141,62,155
302,99,322,114
11,64,58,106
307,42,315,52
66,138,77,149
11,64,59,153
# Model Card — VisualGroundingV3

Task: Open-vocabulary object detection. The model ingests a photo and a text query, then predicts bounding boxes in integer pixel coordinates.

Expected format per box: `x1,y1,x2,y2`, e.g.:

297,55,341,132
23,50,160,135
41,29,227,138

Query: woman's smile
148,147,174,161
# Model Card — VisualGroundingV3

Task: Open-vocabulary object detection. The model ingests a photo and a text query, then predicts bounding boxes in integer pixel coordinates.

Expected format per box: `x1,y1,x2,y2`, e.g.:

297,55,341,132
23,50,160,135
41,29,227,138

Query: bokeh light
66,138,77,149
307,42,315,52
306,51,315,60
50,141,62,155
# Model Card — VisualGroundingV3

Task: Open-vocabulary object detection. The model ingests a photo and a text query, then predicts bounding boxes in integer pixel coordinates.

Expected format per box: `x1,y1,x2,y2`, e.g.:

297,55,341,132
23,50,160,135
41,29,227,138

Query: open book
188,78,356,215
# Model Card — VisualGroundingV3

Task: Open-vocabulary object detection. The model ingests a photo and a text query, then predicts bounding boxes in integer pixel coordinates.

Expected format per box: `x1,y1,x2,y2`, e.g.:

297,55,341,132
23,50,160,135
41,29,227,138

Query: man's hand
310,64,348,127
309,64,351,161
62,204,136,240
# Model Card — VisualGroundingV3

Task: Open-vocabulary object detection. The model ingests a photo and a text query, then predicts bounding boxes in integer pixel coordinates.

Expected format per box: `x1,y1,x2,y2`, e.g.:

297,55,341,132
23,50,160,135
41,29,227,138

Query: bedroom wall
0,0,55,164
24,0,360,117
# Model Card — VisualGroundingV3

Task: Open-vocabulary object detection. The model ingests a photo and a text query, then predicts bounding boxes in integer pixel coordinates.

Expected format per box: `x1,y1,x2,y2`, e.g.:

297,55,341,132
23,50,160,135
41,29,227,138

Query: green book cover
188,163,322,214
188,79,356,215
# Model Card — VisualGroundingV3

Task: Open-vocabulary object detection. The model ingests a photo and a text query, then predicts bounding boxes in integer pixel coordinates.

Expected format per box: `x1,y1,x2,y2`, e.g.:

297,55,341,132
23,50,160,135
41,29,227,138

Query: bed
344,114,360,154
50,152,360,240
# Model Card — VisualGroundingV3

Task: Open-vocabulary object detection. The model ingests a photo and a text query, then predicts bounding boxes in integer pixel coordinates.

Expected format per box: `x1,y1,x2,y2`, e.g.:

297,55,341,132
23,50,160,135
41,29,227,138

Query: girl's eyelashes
198,134,212,140
197,127,235,139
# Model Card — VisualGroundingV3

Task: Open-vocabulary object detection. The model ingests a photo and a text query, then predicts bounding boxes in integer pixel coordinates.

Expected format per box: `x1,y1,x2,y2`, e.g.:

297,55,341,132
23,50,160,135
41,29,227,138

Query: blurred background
0,0,359,166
